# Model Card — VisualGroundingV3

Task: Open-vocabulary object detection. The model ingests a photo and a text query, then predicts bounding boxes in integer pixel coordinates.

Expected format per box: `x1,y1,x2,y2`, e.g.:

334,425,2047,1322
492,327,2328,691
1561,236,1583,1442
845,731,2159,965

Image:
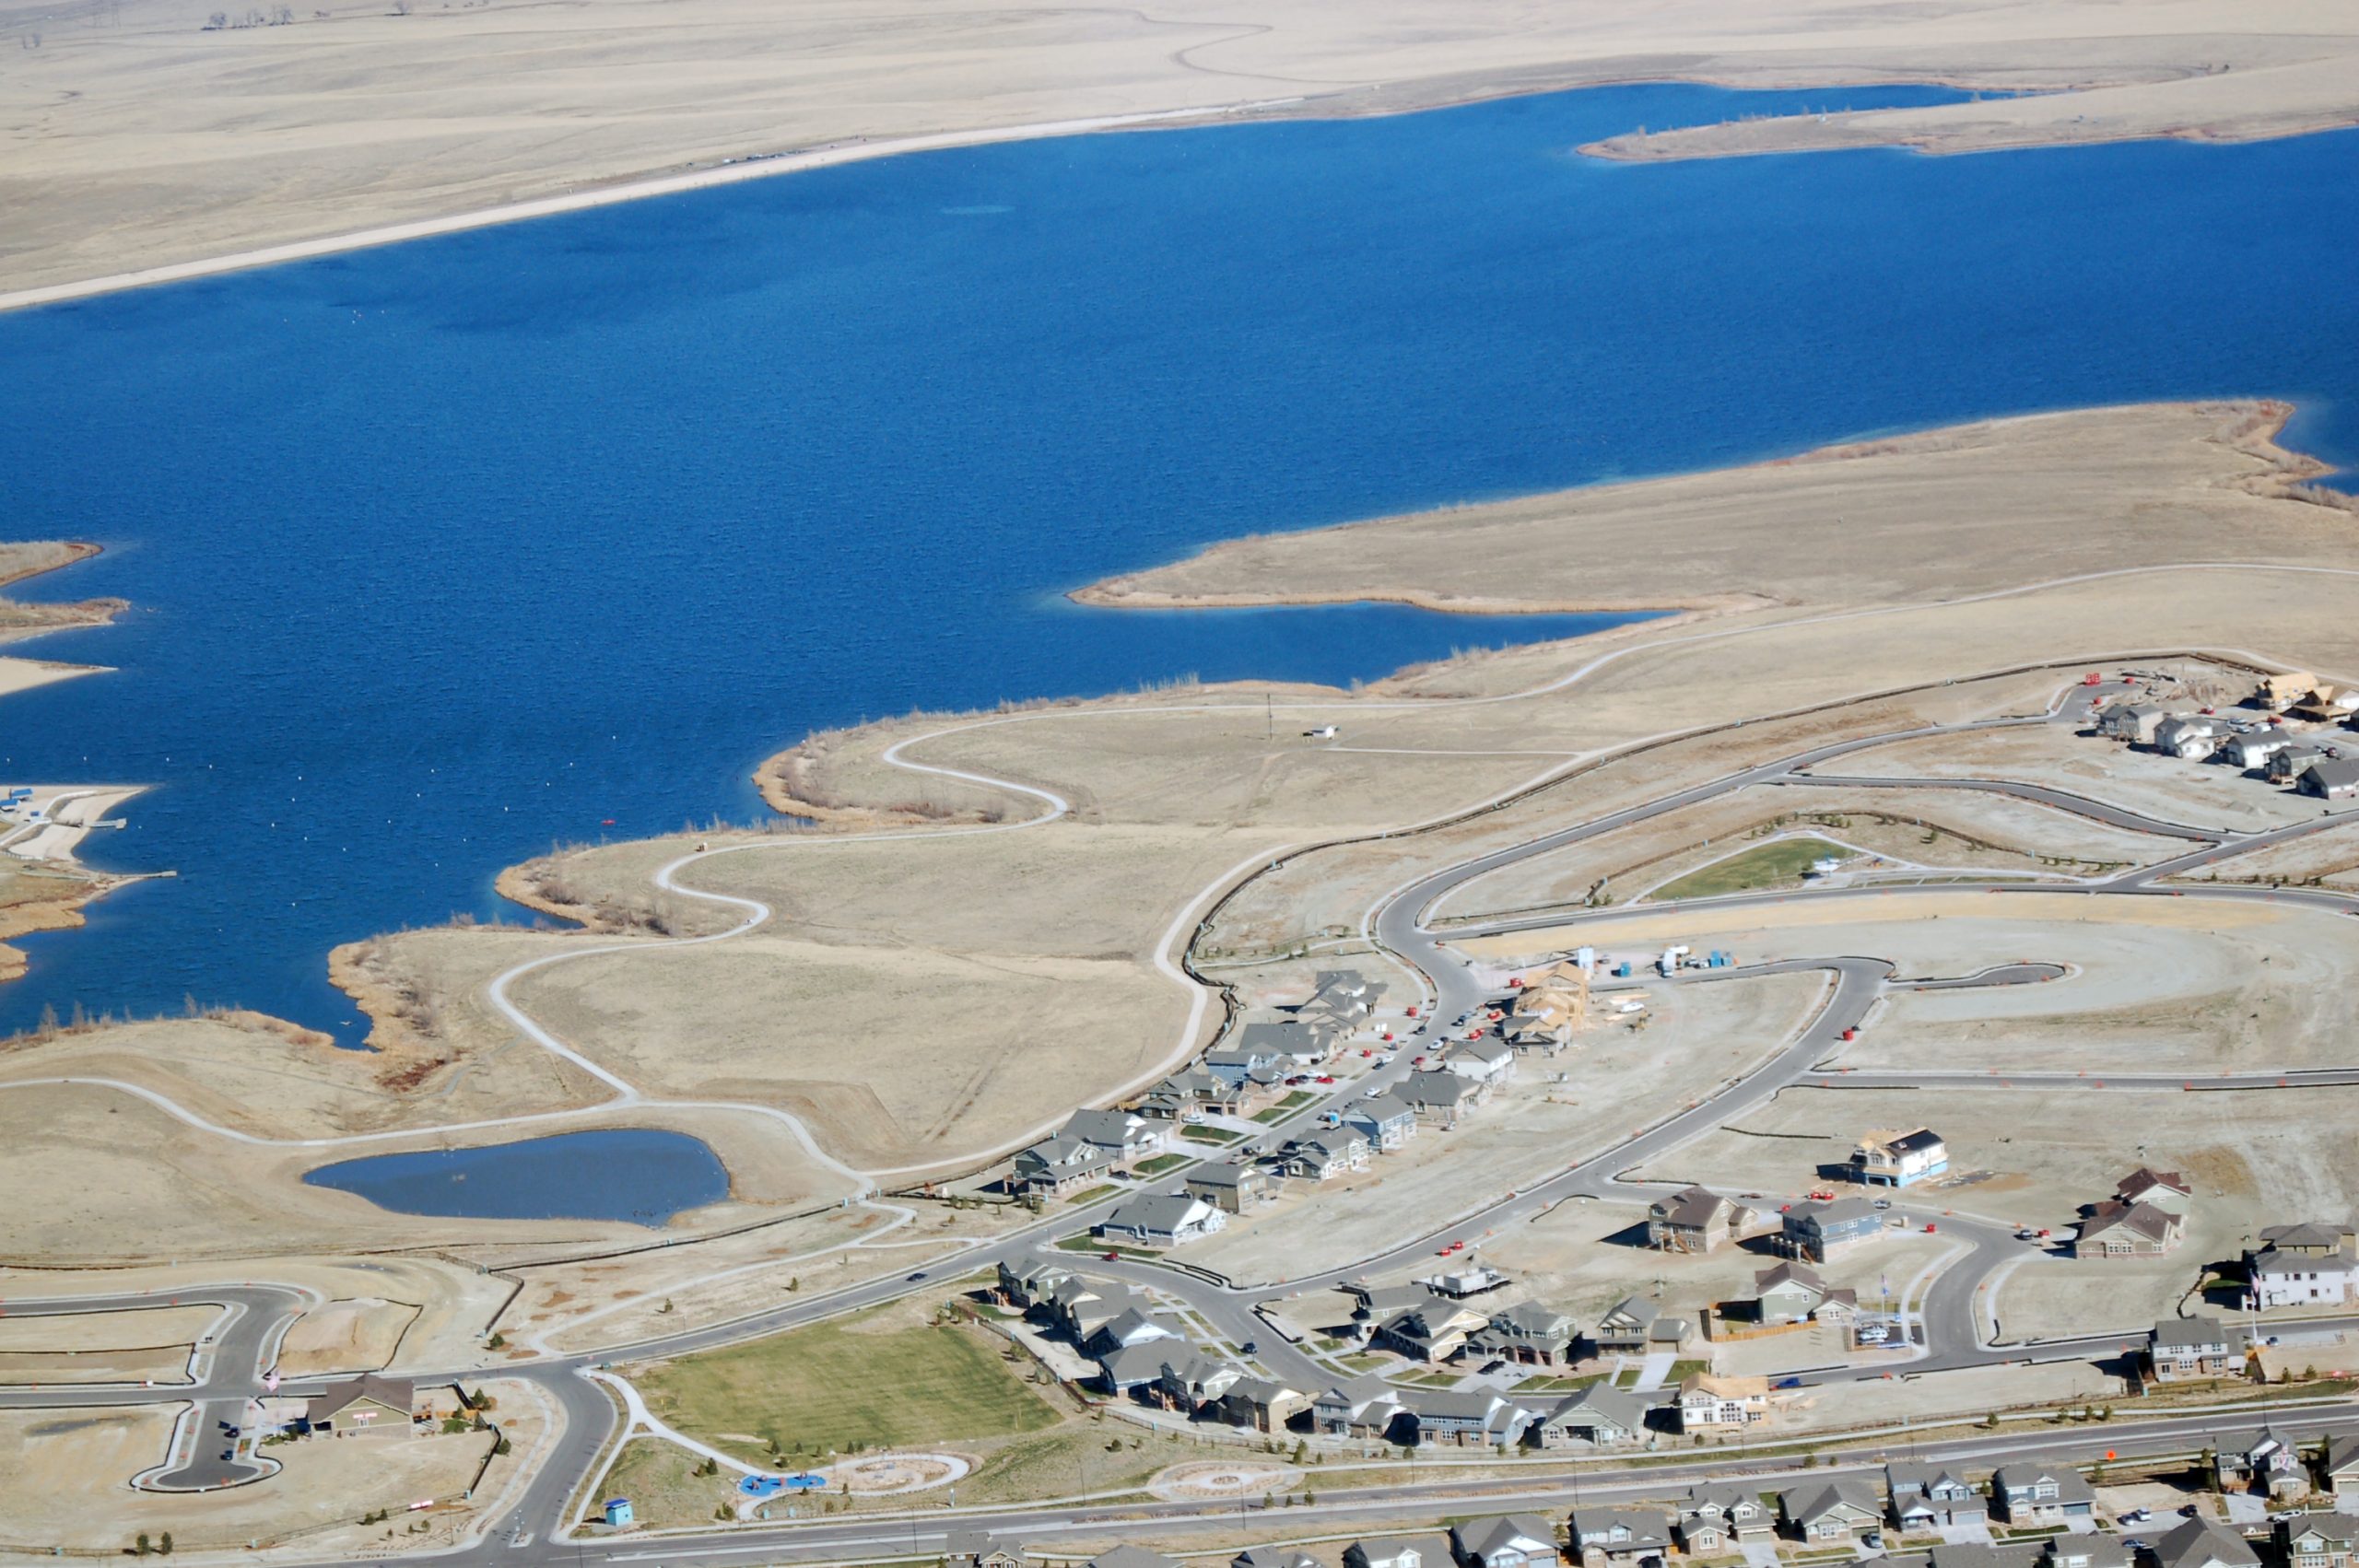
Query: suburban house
2270,745,2332,785
1012,1134,1114,1195
1184,1162,1276,1215
1308,968,1386,1020
2149,1316,2235,1382
2318,1433,2359,1497
2291,686,2359,723
1078,1295,1180,1360
1087,1550,1184,1568
1676,1372,1768,1432
2299,758,2359,800
1235,1018,1340,1070
1450,1514,1564,1568
1444,1038,1518,1085
1646,1186,1755,1253
993,1258,1073,1310
1675,1484,1776,1552
1140,1068,1249,1121
1062,1107,1167,1164
2263,1222,2357,1256
1403,1387,1536,1448
1205,1376,1311,1434
1780,1198,1885,1262
1087,1340,1163,1397
1282,1131,1371,1182
1850,1128,1949,1187
945,1531,1027,1568
2097,702,2167,743
1567,1508,1674,1568
1203,1043,1284,1088
1095,1193,1226,1247
2048,1538,2136,1568
1778,1478,1882,1542
1466,1302,1577,1367
2076,1198,2186,1258
2118,1167,2194,1211
1989,1465,2097,1525
1313,1374,1405,1440
2248,1247,2359,1308
2257,671,2322,710
1591,1295,1688,1354
1750,1260,1858,1325
1534,1384,1652,1449
2155,715,2223,759
1400,1069,1490,1126
1234,1550,1323,1568
303,1374,417,1436
1345,1094,1419,1151
1143,1352,1246,1416
2213,1428,2308,1497
2150,1518,2263,1568
2279,1513,2358,1568
1345,1541,1426,1568
1371,1299,1491,1363
2219,729,2296,770
1887,1460,1980,1530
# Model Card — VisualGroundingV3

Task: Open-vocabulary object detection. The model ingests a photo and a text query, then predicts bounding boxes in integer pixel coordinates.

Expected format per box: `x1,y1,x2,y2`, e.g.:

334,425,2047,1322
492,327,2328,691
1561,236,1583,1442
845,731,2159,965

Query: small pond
302,1128,730,1226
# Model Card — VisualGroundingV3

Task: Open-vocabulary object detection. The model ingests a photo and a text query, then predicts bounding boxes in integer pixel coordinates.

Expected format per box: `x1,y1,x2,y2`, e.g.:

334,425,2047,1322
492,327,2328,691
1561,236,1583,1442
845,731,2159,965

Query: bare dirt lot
276,1298,420,1377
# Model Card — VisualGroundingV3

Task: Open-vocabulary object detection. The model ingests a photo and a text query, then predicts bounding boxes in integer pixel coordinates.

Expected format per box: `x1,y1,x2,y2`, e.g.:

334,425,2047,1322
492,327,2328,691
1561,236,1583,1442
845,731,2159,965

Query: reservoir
0,82,2353,1037
302,1129,732,1225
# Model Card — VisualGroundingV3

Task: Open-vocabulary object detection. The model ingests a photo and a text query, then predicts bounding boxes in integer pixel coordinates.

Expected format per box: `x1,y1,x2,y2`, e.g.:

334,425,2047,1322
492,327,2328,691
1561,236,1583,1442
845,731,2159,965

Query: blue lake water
1,81,2356,1042
302,1129,731,1225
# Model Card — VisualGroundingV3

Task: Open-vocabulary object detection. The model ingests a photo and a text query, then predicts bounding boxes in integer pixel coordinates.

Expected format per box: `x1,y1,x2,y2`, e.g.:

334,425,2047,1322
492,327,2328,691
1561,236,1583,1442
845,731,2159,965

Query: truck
1658,944,1690,977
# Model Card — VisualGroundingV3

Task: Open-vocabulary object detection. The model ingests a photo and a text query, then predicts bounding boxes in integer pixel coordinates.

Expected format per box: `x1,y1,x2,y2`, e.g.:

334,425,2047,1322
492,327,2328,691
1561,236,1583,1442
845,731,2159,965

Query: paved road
1778,772,2223,842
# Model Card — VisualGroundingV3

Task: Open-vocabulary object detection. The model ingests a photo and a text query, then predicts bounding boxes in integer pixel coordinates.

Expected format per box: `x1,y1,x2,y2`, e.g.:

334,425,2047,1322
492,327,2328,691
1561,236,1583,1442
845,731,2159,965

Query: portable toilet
1614,961,1632,978
604,1498,635,1527
1573,945,1597,973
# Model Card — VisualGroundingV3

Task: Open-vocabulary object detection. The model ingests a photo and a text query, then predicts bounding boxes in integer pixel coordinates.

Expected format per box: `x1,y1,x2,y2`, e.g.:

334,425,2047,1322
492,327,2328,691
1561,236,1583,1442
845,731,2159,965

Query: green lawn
1655,836,1847,901
632,1309,1061,1458
1253,1092,1315,1124
1063,1184,1123,1207
1181,1124,1244,1144
1134,1153,1190,1177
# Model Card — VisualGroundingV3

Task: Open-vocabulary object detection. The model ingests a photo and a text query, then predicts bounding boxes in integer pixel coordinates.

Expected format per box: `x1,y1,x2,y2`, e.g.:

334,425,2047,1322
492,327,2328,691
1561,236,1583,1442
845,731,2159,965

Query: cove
302,1129,732,1225
0,82,2354,1041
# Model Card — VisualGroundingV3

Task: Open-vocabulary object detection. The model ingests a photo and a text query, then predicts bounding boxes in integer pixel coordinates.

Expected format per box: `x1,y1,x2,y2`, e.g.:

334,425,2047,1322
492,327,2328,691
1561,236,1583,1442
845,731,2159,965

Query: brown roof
304,1373,416,1425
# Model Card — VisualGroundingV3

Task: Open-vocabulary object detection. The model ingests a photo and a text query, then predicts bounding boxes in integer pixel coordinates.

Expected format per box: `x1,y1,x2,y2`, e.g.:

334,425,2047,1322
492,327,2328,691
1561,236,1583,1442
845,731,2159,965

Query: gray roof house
1234,1551,1324,1568
2321,1433,2359,1496
1778,1478,1882,1542
1675,1484,1775,1551
1345,1093,1419,1150
1345,1540,1426,1568
1466,1301,1577,1366
1989,1464,2096,1524
2150,1316,2234,1381
1088,1550,1185,1568
1780,1197,1884,1262
2277,1513,2358,1568
1591,1294,1672,1352
1887,1459,1978,1529
2300,758,2359,800
1404,1387,1536,1448
1313,1374,1404,1439
1062,1107,1165,1161
2150,1518,2263,1568
1535,1384,1652,1449
1095,1192,1226,1247
945,1531,1026,1568
1451,1513,1563,1568
1012,1134,1113,1193
1567,1508,1673,1568
1401,1070,1489,1125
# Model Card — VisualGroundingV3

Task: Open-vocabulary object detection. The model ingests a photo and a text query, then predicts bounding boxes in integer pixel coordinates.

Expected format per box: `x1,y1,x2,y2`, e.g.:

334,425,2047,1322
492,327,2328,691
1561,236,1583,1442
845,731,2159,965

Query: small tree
158,1535,173,1556
135,1534,152,1556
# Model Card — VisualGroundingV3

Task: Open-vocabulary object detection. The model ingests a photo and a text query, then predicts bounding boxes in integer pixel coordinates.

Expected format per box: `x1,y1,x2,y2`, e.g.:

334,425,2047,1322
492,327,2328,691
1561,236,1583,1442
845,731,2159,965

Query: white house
1095,1193,1226,1247
2154,715,2222,759
1676,1373,1768,1431
2249,1249,2359,1308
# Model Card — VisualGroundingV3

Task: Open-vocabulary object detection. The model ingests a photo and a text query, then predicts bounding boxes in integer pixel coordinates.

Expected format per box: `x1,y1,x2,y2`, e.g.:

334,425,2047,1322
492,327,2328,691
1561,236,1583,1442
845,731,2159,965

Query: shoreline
9,43,2357,314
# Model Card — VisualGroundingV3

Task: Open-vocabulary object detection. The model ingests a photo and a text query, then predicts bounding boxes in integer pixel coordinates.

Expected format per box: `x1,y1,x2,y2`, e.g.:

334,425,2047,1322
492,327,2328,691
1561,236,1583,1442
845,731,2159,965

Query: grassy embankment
1654,837,1846,901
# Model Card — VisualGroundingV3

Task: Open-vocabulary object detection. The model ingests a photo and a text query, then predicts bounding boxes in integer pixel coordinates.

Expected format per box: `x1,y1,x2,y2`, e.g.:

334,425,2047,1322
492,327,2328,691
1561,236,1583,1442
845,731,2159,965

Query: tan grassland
276,1297,420,1375
0,1305,217,1354
6,0,2359,300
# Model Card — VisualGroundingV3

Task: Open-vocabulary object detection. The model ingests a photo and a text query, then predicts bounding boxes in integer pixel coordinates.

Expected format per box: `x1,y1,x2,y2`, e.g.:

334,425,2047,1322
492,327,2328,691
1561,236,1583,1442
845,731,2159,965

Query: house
2075,1199,2186,1258
1373,1299,1491,1363
1887,1460,1979,1530
303,1374,417,1435
1781,1198,1884,1262
1466,1302,1577,1366
1013,1135,1114,1195
1451,1513,1563,1568
2258,670,2322,710
1141,1068,1247,1120
1185,1162,1276,1214
1647,1186,1755,1253
1989,1464,2096,1525
2271,744,2332,785
2149,1518,2262,1568
2319,1433,2359,1498
2248,1247,2359,1308
2048,1538,2135,1568
1235,1551,1323,1568
1145,1352,1246,1416
1283,1132,1372,1182
2155,715,2223,759
1062,1107,1166,1164
1676,1372,1768,1432
1427,1264,1513,1300
1567,1508,1673,1568
1313,1374,1404,1440
1751,1260,1858,1325
1096,1193,1226,1247
1309,968,1386,1019
2149,1316,2234,1381
993,1259,1073,1311
1205,1376,1311,1433
1590,1295,1673,1353
2299,758,2359,800
2261,1222,2356,1257
2291,687,2359,724
1345,1541,1424,1568
1445,1039,1518,1085
1533,1384,1652,1448
1401,1070,1490,1126
1778,1478,1881,1542
946,1532,1027,1568
1088,1550,1184,1568
1079,1297,1180,1360
2218,729,2295,770
1204,1043,1284,1087
1348,1281,1442,1322
1930,1545,2046,1568
1236,1018,1341,1069
2213,1428,2307,1496
2097,702,2168,743
2279,1513,2358,1568
1403,1387,1536,1448
1345,1094,1419,1151
1850,1128,1948,1187
2118,1167,2195,1213
1676,1484,1775,1552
